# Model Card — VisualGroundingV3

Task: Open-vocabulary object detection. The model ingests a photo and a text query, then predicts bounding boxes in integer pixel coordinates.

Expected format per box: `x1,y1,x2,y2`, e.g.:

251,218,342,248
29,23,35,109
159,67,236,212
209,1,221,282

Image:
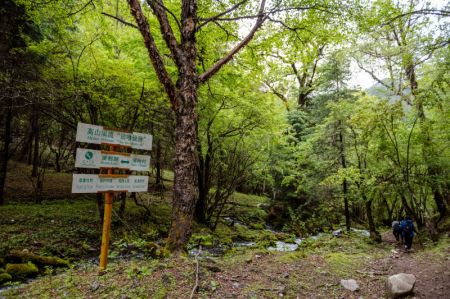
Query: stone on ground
340,279,359,291
332,229,343,237
386,273,416,298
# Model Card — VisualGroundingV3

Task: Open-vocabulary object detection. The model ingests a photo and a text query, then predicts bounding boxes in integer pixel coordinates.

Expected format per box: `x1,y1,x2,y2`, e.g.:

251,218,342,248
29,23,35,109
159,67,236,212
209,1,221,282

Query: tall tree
356,0,450,221
126,0,338,251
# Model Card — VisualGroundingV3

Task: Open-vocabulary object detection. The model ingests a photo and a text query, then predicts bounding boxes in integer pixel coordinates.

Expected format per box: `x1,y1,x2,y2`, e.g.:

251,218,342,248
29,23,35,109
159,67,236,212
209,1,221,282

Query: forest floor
1,163,449,298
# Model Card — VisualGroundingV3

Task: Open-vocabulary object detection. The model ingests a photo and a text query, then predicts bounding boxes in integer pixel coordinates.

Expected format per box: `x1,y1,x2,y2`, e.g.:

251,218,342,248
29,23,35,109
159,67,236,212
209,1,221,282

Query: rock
232,282,240,289
332,229,343,237
90,280,100,292
340,279,359,291
278,285,287,296
386,273,416,298
5,262,39,280
0,272,13,284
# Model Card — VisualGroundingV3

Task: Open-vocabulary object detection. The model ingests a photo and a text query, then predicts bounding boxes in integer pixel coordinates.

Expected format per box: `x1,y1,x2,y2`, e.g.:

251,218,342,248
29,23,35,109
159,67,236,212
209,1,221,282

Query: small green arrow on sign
120,160,130,164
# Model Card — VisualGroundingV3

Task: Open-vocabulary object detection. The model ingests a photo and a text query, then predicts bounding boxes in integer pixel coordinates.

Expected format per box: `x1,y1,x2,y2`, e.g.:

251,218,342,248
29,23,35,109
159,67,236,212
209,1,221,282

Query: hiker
400,216,417,251
392,220,403,243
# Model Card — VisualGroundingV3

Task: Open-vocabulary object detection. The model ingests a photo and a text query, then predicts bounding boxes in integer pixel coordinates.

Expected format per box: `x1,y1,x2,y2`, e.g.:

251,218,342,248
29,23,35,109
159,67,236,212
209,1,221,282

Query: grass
2,162,449,298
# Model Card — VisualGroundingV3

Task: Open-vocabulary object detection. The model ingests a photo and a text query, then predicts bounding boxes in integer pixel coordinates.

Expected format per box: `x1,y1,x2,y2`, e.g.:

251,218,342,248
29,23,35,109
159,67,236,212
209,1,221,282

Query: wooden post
99,145,115,271
99,190,113,270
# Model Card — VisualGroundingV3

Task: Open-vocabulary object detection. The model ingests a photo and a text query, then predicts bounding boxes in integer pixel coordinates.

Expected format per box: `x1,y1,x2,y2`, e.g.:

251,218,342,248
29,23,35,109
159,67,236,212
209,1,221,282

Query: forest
0,0,449,298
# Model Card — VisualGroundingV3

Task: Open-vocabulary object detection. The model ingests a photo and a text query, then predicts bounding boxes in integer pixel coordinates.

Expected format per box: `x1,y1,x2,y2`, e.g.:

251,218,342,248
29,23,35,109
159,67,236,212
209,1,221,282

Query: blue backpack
400,220,413,236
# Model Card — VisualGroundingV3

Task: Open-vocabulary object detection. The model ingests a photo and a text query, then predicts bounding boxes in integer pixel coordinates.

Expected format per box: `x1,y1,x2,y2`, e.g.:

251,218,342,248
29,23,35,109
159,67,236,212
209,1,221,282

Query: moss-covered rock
156,247,170,258
145,242,170,259
189,234,214,247
0,272,13,284
6,251,69,268
249,223,264,230
5,262,39,280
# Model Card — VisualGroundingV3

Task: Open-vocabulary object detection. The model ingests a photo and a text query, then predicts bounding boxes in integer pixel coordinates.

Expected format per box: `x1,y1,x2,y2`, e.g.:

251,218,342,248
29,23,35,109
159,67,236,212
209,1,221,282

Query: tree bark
167,92,198,251
155,138,164,189
19,118,33,163
194,126,213,224
162,0,199,251
364,196,381,242
31,104,40,177
96,193,104,222
194,140,206,223
118,192,126,218
338,128,350,232
0,99,13,206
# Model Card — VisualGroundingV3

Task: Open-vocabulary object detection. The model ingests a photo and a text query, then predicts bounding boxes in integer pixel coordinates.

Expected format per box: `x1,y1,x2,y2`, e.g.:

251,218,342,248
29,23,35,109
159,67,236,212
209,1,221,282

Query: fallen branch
189,246,201,299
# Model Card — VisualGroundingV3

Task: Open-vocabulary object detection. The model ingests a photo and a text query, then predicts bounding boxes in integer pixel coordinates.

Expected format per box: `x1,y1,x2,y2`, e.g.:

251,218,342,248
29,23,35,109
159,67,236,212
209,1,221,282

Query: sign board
75,148,150,171
72,174,149,193
76,122,152,150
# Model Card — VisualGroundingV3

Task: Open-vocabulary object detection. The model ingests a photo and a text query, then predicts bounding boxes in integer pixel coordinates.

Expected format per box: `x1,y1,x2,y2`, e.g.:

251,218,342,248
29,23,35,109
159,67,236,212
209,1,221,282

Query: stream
189,219,371,257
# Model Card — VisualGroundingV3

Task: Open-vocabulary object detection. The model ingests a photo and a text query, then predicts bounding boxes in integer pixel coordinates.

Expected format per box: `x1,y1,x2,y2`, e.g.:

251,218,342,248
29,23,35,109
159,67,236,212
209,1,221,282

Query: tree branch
189,246,201,299
198,0,249,30
382,9,450,26
199,0,267,83
154,0,182,32
263,81,290,111
147,0,184,68
67,0,95,17
128,0,177,107
101,12,138,29
355,59,391,90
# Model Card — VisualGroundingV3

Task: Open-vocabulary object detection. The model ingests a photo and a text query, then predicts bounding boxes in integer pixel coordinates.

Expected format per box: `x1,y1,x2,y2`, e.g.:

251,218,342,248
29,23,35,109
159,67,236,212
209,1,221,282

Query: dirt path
372,231,450,299
203,233,450,298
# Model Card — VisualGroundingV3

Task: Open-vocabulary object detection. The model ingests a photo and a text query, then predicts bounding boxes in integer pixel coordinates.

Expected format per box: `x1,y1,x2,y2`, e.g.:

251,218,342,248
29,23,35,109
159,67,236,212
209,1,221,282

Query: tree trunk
0,99,13,206
429,164,447,220
19,119,33,163
365,196,381,242
166,47,198,251
338,129,350,232
194,133,212,224
194,141,206,223
54,126,66,172
118,192,126,218
31,105,40,177
55,153,61,172
166,103,198,251
96,193,104,222
155,138,164,189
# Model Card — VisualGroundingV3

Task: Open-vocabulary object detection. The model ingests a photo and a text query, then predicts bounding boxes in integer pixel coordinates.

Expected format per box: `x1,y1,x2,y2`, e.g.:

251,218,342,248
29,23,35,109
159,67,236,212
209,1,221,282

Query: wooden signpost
73,123,152,270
